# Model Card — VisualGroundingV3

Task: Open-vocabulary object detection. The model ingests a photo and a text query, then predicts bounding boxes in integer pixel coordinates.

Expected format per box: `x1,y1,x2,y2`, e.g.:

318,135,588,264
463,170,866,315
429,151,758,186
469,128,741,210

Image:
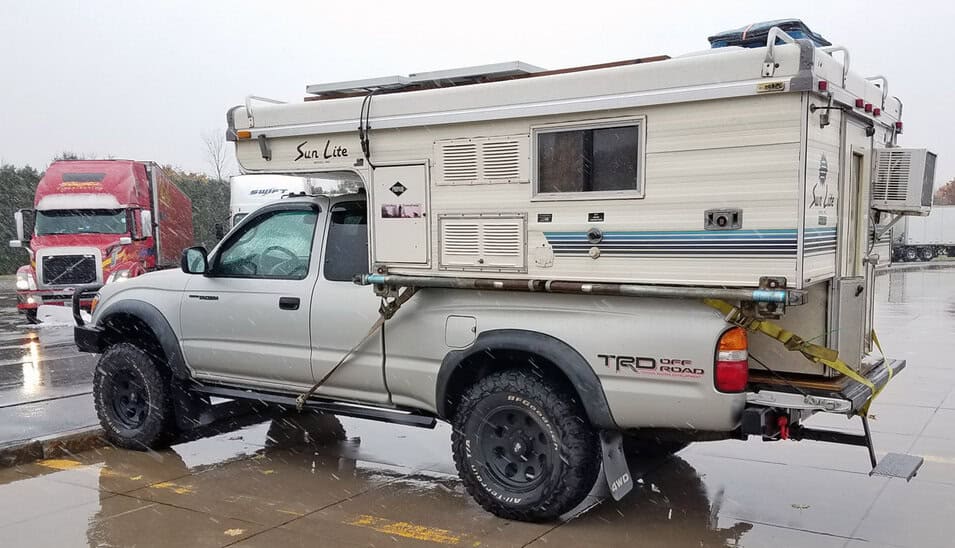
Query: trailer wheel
903,247,918,262
947,247,955,258
451,370,600,521
94,343,175,450
24,309,38,325
918,247,934,261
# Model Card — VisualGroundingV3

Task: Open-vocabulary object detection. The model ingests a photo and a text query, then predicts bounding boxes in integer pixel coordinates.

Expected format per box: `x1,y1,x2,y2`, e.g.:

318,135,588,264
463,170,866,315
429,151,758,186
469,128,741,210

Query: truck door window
323,201,368,282
213,209,318,279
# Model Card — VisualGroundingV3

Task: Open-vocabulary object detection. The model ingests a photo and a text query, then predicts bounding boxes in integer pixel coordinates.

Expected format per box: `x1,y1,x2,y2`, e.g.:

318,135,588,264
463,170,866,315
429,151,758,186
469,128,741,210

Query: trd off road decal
597,354,704,378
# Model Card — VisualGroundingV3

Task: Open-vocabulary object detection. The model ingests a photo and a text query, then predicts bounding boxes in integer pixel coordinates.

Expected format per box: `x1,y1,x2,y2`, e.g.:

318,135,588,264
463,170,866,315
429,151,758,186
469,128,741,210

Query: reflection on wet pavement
0,277,97,443
1,270,955,546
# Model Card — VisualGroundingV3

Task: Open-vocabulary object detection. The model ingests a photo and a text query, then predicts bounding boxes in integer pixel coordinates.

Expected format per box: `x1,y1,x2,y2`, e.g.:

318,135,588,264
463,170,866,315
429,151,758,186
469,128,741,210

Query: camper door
832,119,875,368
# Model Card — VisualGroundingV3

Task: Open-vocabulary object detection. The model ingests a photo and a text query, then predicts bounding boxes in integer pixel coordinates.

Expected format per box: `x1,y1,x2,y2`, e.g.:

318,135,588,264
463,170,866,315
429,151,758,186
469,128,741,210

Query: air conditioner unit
872,148,937,216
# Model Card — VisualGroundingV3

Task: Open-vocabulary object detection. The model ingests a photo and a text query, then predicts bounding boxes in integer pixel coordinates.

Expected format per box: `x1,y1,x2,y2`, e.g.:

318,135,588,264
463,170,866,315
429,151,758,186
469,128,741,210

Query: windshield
34,209,128,235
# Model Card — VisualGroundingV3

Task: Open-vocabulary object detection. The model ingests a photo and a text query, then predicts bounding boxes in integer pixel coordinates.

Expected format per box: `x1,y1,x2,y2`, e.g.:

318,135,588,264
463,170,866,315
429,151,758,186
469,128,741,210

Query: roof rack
305,61,545,98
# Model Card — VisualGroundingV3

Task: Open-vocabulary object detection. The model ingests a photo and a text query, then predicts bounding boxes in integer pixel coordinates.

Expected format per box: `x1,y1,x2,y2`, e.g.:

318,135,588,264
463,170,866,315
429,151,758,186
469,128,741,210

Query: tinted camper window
535,122,642,197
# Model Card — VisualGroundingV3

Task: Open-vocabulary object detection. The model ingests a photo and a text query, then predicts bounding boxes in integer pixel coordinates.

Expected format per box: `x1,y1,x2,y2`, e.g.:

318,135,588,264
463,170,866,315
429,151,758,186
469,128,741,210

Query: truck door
307,199,389,403
178,201,325,388
833,121,874,367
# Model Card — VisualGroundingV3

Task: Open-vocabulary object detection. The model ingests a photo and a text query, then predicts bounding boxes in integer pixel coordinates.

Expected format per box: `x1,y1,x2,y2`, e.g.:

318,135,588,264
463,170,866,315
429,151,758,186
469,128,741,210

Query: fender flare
435,329,617,429
98,299,192,380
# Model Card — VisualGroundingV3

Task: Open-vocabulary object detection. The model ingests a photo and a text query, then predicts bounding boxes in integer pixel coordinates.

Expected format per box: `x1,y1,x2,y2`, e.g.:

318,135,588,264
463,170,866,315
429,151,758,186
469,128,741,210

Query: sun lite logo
294,140,348,161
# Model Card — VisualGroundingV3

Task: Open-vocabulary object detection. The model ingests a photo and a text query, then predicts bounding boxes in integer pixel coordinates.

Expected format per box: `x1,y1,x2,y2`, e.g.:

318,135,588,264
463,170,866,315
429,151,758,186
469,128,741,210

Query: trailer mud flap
599,430,633,501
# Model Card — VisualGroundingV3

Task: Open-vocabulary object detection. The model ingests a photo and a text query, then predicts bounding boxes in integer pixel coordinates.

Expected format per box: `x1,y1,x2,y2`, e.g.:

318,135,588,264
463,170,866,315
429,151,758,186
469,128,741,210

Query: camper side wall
238,93,809,289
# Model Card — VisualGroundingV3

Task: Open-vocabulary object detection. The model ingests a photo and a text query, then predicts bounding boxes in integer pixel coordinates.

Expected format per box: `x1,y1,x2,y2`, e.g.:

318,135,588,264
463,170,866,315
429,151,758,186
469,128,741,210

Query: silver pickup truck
74,192,905,521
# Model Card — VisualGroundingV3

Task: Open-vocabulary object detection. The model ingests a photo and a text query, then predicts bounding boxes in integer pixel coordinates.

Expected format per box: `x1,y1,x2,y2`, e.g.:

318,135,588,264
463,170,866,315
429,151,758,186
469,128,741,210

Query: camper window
534,120,642,199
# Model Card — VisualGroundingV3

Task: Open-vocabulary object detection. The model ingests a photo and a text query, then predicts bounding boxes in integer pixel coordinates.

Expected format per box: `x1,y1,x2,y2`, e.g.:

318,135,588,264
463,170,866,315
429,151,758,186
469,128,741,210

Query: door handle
279,296,300,310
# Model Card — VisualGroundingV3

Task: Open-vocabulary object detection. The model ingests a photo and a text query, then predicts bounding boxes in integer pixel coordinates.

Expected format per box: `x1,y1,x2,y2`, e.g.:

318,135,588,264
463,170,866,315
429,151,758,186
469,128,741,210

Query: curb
0,426,106,468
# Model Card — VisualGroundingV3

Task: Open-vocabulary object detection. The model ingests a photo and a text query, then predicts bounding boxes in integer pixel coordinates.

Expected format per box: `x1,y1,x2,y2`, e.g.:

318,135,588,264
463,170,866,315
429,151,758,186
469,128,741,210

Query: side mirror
140,210,153,238
181,246,208,275
14,210,26,242
214,223,225,240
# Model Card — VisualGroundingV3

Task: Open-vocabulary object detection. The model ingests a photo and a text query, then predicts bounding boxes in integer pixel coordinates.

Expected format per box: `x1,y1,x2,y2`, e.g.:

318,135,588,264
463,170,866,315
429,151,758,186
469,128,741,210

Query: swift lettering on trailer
597,354,704,378
294,140,349,162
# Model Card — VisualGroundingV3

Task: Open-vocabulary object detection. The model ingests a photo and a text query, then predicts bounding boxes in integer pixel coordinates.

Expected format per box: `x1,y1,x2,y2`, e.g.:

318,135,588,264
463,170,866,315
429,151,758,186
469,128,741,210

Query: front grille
42,255,97,285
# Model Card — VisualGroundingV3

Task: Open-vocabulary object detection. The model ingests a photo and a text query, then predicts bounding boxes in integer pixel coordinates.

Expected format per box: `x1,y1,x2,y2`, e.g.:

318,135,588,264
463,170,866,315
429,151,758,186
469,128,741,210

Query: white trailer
892,206,955,261
228,174,311,227
227,25,934,380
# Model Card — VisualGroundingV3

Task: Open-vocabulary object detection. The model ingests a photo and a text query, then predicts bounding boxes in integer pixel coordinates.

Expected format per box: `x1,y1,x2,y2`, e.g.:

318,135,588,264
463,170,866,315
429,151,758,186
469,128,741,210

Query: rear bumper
746,357,906,416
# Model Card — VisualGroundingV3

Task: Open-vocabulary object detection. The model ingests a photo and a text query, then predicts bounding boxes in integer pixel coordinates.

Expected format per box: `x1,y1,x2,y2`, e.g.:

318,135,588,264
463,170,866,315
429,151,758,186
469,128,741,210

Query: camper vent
441,143,479,181
872,148,936,215
439,214,526,271
435,136,529,185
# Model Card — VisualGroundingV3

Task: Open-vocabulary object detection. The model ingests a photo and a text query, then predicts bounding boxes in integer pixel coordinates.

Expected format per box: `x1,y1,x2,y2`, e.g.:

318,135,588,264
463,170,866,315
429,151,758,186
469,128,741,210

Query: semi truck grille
42,255,97,285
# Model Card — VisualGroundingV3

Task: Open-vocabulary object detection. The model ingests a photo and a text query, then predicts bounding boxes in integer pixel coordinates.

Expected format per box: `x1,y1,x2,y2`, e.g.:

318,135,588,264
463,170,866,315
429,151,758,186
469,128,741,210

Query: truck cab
9,160,193,323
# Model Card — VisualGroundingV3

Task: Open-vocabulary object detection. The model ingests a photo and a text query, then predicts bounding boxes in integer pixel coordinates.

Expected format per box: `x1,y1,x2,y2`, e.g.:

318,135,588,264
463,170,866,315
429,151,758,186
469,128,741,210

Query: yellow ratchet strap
704,298,883,416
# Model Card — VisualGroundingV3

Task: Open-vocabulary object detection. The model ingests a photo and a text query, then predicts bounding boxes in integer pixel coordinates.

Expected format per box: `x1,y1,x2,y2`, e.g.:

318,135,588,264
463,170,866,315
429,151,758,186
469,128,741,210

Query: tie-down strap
704,298,890,416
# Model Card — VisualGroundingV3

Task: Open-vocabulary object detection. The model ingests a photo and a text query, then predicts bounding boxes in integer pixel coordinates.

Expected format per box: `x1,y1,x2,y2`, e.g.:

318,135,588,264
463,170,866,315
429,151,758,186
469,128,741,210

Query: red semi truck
8,160,194,323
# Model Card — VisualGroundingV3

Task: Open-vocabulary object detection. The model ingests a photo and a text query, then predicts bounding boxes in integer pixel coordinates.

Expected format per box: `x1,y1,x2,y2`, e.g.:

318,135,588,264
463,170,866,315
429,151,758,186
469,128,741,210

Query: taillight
715,327,748,393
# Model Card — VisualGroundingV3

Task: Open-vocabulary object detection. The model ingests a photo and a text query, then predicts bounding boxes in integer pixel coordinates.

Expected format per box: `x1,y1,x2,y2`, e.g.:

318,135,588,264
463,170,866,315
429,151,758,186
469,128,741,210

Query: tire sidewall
94,344,171,448
459,387,566,512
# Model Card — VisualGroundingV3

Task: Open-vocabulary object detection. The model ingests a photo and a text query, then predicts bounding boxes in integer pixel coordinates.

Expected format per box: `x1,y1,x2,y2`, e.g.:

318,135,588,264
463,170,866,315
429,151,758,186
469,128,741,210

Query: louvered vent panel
441,143,479,181
874,150,912,202
442,223,480,255
435,136,528,185
440,215,526,270
481,141,521,180
481,223,522,256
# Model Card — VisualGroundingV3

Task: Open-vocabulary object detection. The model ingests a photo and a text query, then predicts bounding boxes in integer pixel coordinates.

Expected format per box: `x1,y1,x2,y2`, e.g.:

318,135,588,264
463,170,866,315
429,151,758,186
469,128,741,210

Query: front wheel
24,308,38,324
93,343,176,450
451,370,600,522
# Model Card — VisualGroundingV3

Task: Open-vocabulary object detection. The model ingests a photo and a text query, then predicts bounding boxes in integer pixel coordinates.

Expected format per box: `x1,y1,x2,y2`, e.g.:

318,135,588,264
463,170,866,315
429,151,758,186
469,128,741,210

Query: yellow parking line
37,458,84,471
345,514,474,545
150,481,195,495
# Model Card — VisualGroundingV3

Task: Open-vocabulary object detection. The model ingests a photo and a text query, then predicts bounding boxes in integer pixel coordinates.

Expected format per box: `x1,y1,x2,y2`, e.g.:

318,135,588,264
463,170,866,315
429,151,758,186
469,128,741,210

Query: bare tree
202,129,230,182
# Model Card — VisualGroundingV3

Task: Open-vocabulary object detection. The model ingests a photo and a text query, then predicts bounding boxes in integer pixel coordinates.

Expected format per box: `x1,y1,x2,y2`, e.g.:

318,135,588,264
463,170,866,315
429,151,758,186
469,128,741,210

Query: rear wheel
94,343,175,450
451,370,600,522
919,247,934,261
903,247,918,262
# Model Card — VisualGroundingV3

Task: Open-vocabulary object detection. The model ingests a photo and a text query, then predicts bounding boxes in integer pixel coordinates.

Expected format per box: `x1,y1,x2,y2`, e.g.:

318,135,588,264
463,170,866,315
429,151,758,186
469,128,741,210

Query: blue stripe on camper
543,228,838,257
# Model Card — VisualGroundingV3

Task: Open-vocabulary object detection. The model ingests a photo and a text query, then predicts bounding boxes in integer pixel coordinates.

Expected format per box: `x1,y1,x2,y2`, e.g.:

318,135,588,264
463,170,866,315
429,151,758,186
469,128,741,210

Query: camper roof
305,61,546,98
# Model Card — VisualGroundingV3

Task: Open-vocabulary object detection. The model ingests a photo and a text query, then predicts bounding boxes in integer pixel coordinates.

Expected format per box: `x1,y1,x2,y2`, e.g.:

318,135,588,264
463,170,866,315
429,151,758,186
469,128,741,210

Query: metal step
870,453,924,481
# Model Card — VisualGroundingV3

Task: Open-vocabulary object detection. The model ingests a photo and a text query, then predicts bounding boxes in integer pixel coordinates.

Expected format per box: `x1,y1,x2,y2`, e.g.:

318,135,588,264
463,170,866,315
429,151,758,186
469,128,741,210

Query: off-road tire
622,434,690,458
94,343,175,450
451,369,600,522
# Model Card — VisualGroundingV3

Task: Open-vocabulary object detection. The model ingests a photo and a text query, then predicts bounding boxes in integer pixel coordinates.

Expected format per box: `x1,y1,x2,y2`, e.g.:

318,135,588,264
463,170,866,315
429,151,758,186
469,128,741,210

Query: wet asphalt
0,277,97,444
0,269,954,547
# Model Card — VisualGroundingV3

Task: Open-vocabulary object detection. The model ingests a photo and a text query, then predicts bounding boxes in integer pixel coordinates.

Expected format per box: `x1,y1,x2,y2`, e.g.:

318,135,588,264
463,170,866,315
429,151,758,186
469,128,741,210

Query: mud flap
599,430,633,501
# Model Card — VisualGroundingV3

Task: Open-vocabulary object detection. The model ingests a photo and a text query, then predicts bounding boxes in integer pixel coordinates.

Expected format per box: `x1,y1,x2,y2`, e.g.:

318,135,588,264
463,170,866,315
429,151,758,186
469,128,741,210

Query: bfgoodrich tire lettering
94,343,175,450
451,370,600,521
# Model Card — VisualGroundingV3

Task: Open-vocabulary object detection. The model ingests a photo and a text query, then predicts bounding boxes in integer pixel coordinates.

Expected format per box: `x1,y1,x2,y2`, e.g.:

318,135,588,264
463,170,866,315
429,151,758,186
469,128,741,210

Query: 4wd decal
597,354,704,378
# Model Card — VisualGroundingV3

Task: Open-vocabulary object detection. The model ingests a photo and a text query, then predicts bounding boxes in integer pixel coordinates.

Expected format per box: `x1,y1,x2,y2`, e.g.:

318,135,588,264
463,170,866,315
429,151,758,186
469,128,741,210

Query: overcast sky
1,0,951,183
